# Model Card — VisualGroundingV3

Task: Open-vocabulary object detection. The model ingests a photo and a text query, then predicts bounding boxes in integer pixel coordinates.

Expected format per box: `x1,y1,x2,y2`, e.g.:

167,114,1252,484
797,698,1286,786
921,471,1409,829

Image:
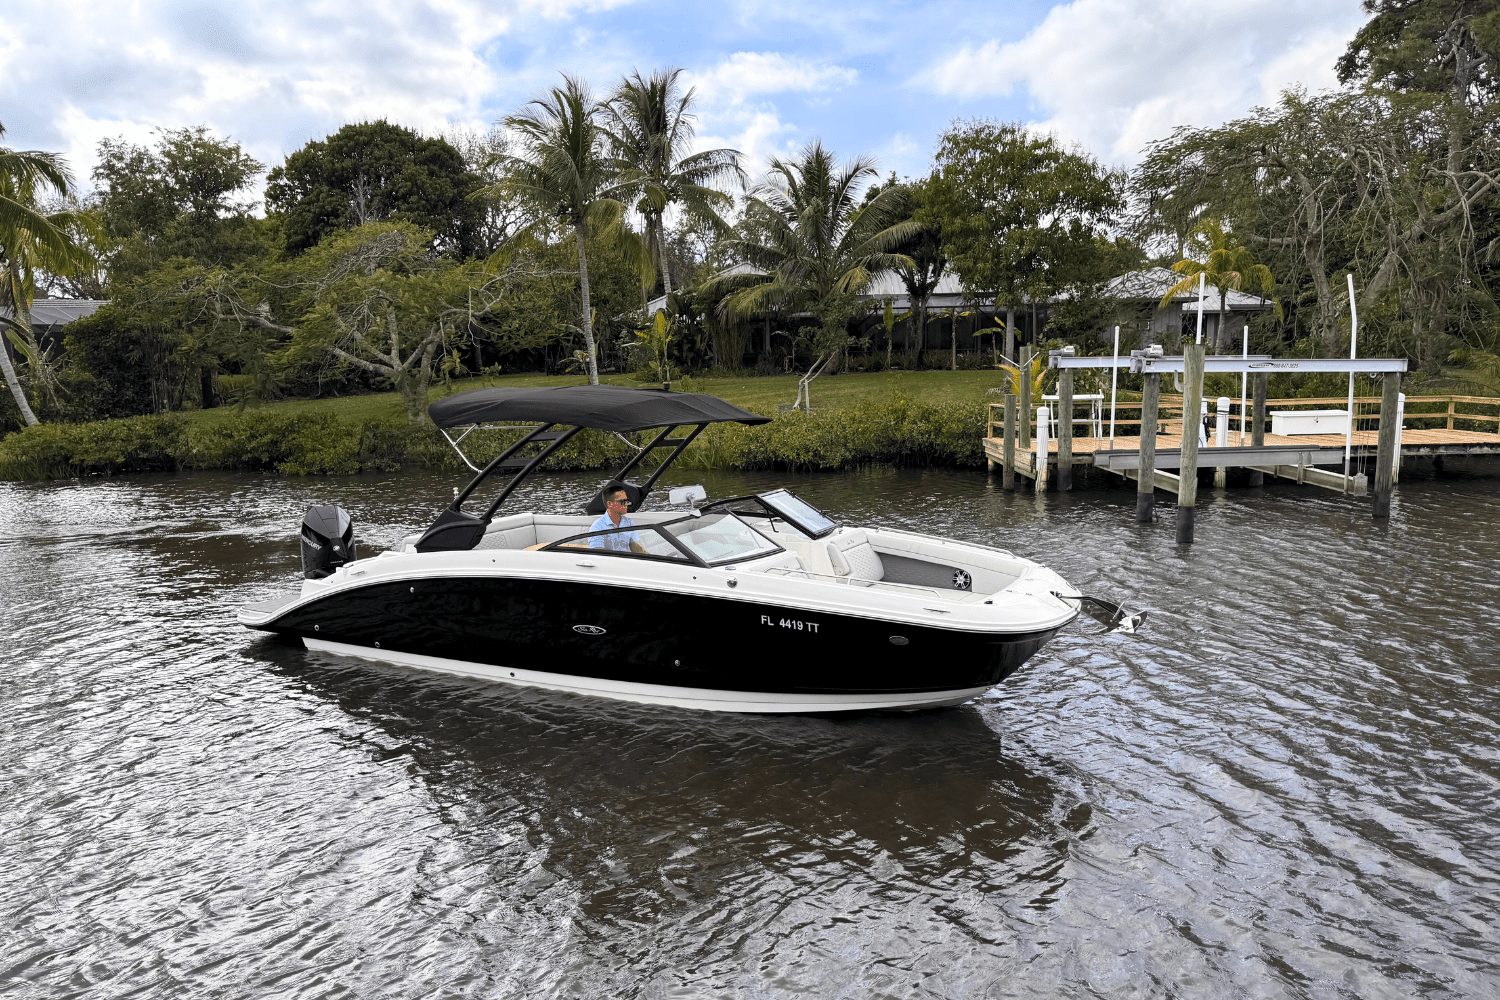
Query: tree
93,126,267,276
1158,219,1279,351
602,67,742,299
714,140,915,408
1,123,95,426
279,223,520,422
489,75,629,385
866,174,949,366
267,121,483,257
1337,0,1500,108
1135,87,1500,365
922,120,1121,357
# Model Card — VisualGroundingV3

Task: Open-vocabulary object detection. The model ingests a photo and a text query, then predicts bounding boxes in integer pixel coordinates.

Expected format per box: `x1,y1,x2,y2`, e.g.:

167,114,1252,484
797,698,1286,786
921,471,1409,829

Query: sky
1,0,1369,202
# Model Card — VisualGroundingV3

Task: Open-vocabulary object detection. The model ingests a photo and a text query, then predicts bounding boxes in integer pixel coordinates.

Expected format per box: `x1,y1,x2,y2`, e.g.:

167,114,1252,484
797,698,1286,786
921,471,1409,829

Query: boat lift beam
1130,354,1408,375
1092,445,1347,471
1049,354,1273,369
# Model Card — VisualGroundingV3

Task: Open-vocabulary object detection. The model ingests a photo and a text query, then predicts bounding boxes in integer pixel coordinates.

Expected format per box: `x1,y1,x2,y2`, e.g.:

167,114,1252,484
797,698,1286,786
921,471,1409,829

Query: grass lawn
185,369,1011,426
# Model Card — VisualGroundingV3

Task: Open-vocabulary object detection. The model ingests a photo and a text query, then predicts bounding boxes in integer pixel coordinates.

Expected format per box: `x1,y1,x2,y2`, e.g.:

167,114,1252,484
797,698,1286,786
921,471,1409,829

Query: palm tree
713,141,916,408
1159,218,1278,351
489,76,627,384
602,68,743,301
1,124,93,426
889,177,946,367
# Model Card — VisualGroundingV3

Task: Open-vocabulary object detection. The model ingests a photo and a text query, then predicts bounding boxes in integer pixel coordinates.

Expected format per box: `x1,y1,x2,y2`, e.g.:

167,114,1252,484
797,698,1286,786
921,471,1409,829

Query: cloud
680,52,862,178
0,0,627,194
913,0,1366,164
686,52,858,105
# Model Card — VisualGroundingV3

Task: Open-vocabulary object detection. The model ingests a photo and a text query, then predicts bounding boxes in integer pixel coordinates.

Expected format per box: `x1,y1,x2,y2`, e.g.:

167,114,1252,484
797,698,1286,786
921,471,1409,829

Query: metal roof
0,298,109,328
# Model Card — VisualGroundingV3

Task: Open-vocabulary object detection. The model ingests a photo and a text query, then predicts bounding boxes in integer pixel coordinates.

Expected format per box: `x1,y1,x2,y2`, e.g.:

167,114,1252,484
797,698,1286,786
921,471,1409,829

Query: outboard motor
300,505,357,579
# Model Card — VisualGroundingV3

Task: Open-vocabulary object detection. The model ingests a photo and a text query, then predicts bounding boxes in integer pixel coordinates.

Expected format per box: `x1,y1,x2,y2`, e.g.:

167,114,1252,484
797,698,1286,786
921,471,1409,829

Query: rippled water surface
3,466,1498,999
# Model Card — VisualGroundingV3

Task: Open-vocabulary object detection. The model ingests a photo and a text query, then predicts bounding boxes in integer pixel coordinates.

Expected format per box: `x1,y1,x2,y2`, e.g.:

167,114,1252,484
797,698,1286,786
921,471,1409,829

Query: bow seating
825,530,885,583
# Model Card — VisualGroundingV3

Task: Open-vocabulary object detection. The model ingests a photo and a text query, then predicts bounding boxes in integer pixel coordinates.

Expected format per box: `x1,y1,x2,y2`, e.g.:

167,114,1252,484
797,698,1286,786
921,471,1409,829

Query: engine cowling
300,505,357,579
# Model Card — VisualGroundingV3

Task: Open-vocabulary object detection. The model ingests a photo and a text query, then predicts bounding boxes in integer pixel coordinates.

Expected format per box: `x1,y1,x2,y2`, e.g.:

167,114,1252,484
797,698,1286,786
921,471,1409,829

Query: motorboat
239,384,1132,713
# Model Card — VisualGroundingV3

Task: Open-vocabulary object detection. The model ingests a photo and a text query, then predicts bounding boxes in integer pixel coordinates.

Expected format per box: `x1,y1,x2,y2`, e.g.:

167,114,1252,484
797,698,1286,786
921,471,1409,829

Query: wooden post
1018,346,1032,450
1137,373,1160,523
1002,393,1016,492
1177,344,1204,543
1248,373,1267,487
1373,373,1400,518
1447,399,1455,430
1058,368,1074,491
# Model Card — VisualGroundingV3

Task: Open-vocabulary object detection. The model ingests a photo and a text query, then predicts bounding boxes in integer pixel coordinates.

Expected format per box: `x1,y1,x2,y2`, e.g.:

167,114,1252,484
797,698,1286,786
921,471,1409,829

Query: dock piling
1002,393,1016,492
1058,368,1074,491
1213,396,1230,488
1373,373,1400,518
1176,345,1205,542
1137,372,1160,523
1248,374,1267,487
1035,407,1051,491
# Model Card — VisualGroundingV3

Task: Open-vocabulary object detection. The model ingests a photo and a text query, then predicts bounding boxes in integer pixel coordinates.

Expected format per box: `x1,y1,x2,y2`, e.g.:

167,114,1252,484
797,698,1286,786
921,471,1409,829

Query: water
2,467,1498,999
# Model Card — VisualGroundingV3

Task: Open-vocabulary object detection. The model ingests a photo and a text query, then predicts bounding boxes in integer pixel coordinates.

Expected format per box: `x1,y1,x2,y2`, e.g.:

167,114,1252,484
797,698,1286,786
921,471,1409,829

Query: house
1103,267,1274,349
0,298,108,361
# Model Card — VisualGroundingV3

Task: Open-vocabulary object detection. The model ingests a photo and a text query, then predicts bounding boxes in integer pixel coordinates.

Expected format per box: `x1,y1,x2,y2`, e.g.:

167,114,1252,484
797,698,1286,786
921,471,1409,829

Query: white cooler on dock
1271,409,1351,435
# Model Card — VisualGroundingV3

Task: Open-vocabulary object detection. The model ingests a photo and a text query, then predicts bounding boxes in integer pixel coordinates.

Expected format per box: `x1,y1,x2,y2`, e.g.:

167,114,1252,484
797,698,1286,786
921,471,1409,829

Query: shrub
0,396,987,480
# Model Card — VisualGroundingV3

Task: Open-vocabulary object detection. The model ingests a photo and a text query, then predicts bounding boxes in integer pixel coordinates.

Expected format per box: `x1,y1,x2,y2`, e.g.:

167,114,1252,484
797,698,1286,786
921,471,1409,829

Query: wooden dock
984,394,1500,495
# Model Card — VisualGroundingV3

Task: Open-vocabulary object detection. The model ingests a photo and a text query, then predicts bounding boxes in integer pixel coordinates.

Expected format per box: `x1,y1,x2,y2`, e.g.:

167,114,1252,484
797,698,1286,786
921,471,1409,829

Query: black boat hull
255,576,1069,710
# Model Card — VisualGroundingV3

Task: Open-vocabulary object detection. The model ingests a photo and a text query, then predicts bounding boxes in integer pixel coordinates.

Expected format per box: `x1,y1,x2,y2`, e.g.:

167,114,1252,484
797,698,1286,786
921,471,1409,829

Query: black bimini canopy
413,385,770,553
428,384,770,432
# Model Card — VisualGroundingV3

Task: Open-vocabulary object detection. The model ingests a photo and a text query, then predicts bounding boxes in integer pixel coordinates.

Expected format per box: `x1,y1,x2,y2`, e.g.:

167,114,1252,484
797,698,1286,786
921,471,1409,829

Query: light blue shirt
588,513,640,552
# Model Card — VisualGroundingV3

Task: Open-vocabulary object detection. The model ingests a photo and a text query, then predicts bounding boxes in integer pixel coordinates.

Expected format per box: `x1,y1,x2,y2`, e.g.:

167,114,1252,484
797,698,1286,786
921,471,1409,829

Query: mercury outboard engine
300,505,357,579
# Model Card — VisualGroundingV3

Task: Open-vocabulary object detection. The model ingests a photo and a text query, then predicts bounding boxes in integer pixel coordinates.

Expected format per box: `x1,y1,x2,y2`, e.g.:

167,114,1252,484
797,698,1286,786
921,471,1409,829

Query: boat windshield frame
542,511,785,568
698,490,842,539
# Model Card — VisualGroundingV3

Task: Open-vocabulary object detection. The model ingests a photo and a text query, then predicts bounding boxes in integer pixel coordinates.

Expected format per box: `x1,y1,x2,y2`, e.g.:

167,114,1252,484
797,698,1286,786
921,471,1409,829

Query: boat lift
1035,346,1410,542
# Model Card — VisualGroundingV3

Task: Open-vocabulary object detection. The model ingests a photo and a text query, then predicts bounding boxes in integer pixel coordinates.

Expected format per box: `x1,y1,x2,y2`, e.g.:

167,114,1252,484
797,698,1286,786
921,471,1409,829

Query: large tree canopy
267,121,483,257
1337,0,1500,104
921,120,1121,317
92,126,268,277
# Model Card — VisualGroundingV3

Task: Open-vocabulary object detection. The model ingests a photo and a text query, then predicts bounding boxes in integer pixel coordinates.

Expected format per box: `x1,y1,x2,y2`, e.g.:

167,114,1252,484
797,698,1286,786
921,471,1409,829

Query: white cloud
686,52,858,105
2,0,632,194
681,52,861,179
913,0,1366,164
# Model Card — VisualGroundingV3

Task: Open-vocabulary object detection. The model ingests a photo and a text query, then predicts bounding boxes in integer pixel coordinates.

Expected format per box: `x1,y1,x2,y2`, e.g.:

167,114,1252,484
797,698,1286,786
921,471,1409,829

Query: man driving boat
589,482,646,553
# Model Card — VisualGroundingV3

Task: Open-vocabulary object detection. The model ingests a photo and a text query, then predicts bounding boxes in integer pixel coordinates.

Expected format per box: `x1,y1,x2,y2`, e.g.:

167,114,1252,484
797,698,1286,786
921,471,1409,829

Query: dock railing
986,393,1500,438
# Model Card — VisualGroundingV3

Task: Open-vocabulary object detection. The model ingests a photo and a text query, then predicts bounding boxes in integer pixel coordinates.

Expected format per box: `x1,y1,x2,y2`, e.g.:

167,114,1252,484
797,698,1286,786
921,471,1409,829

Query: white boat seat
826,530,885,582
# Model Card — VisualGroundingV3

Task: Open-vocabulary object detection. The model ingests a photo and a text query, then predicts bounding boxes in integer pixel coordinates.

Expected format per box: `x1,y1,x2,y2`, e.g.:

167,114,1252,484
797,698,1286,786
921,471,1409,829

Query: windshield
661,513,782,566
757,489,839,538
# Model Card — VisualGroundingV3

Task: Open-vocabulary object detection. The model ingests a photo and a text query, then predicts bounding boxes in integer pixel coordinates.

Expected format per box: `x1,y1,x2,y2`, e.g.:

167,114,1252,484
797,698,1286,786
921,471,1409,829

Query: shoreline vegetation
0,371,1001,480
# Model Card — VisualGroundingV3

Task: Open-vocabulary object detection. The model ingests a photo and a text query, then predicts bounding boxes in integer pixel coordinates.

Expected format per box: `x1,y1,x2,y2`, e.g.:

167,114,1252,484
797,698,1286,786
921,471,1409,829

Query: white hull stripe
302,638,989,714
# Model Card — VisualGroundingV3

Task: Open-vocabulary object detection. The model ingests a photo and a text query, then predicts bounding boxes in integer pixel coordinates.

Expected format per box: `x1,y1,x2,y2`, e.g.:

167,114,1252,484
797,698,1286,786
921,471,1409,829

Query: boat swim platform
983,427,1500,496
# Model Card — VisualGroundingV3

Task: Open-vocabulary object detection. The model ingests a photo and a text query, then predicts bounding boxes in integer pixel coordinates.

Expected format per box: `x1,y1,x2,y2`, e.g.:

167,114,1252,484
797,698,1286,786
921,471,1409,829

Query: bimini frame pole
481,426,587,519
452,423,558,509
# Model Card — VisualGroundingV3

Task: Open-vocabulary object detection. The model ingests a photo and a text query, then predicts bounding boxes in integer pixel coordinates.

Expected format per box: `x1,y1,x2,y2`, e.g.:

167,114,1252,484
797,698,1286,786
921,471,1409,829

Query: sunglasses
607,497,628,505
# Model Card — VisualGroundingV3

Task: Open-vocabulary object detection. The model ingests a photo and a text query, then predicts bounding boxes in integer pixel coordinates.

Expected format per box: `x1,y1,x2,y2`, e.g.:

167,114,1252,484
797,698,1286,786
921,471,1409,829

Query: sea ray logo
573,625,607,636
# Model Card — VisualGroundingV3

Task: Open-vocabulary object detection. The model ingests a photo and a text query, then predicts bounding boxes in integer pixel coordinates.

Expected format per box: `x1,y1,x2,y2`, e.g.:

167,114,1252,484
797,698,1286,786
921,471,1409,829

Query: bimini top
428,384,771,432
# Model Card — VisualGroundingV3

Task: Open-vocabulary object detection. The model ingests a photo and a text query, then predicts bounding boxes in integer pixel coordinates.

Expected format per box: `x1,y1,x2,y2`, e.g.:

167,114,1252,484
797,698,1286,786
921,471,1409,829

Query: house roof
1104,267,1273,310
0,298,109,328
